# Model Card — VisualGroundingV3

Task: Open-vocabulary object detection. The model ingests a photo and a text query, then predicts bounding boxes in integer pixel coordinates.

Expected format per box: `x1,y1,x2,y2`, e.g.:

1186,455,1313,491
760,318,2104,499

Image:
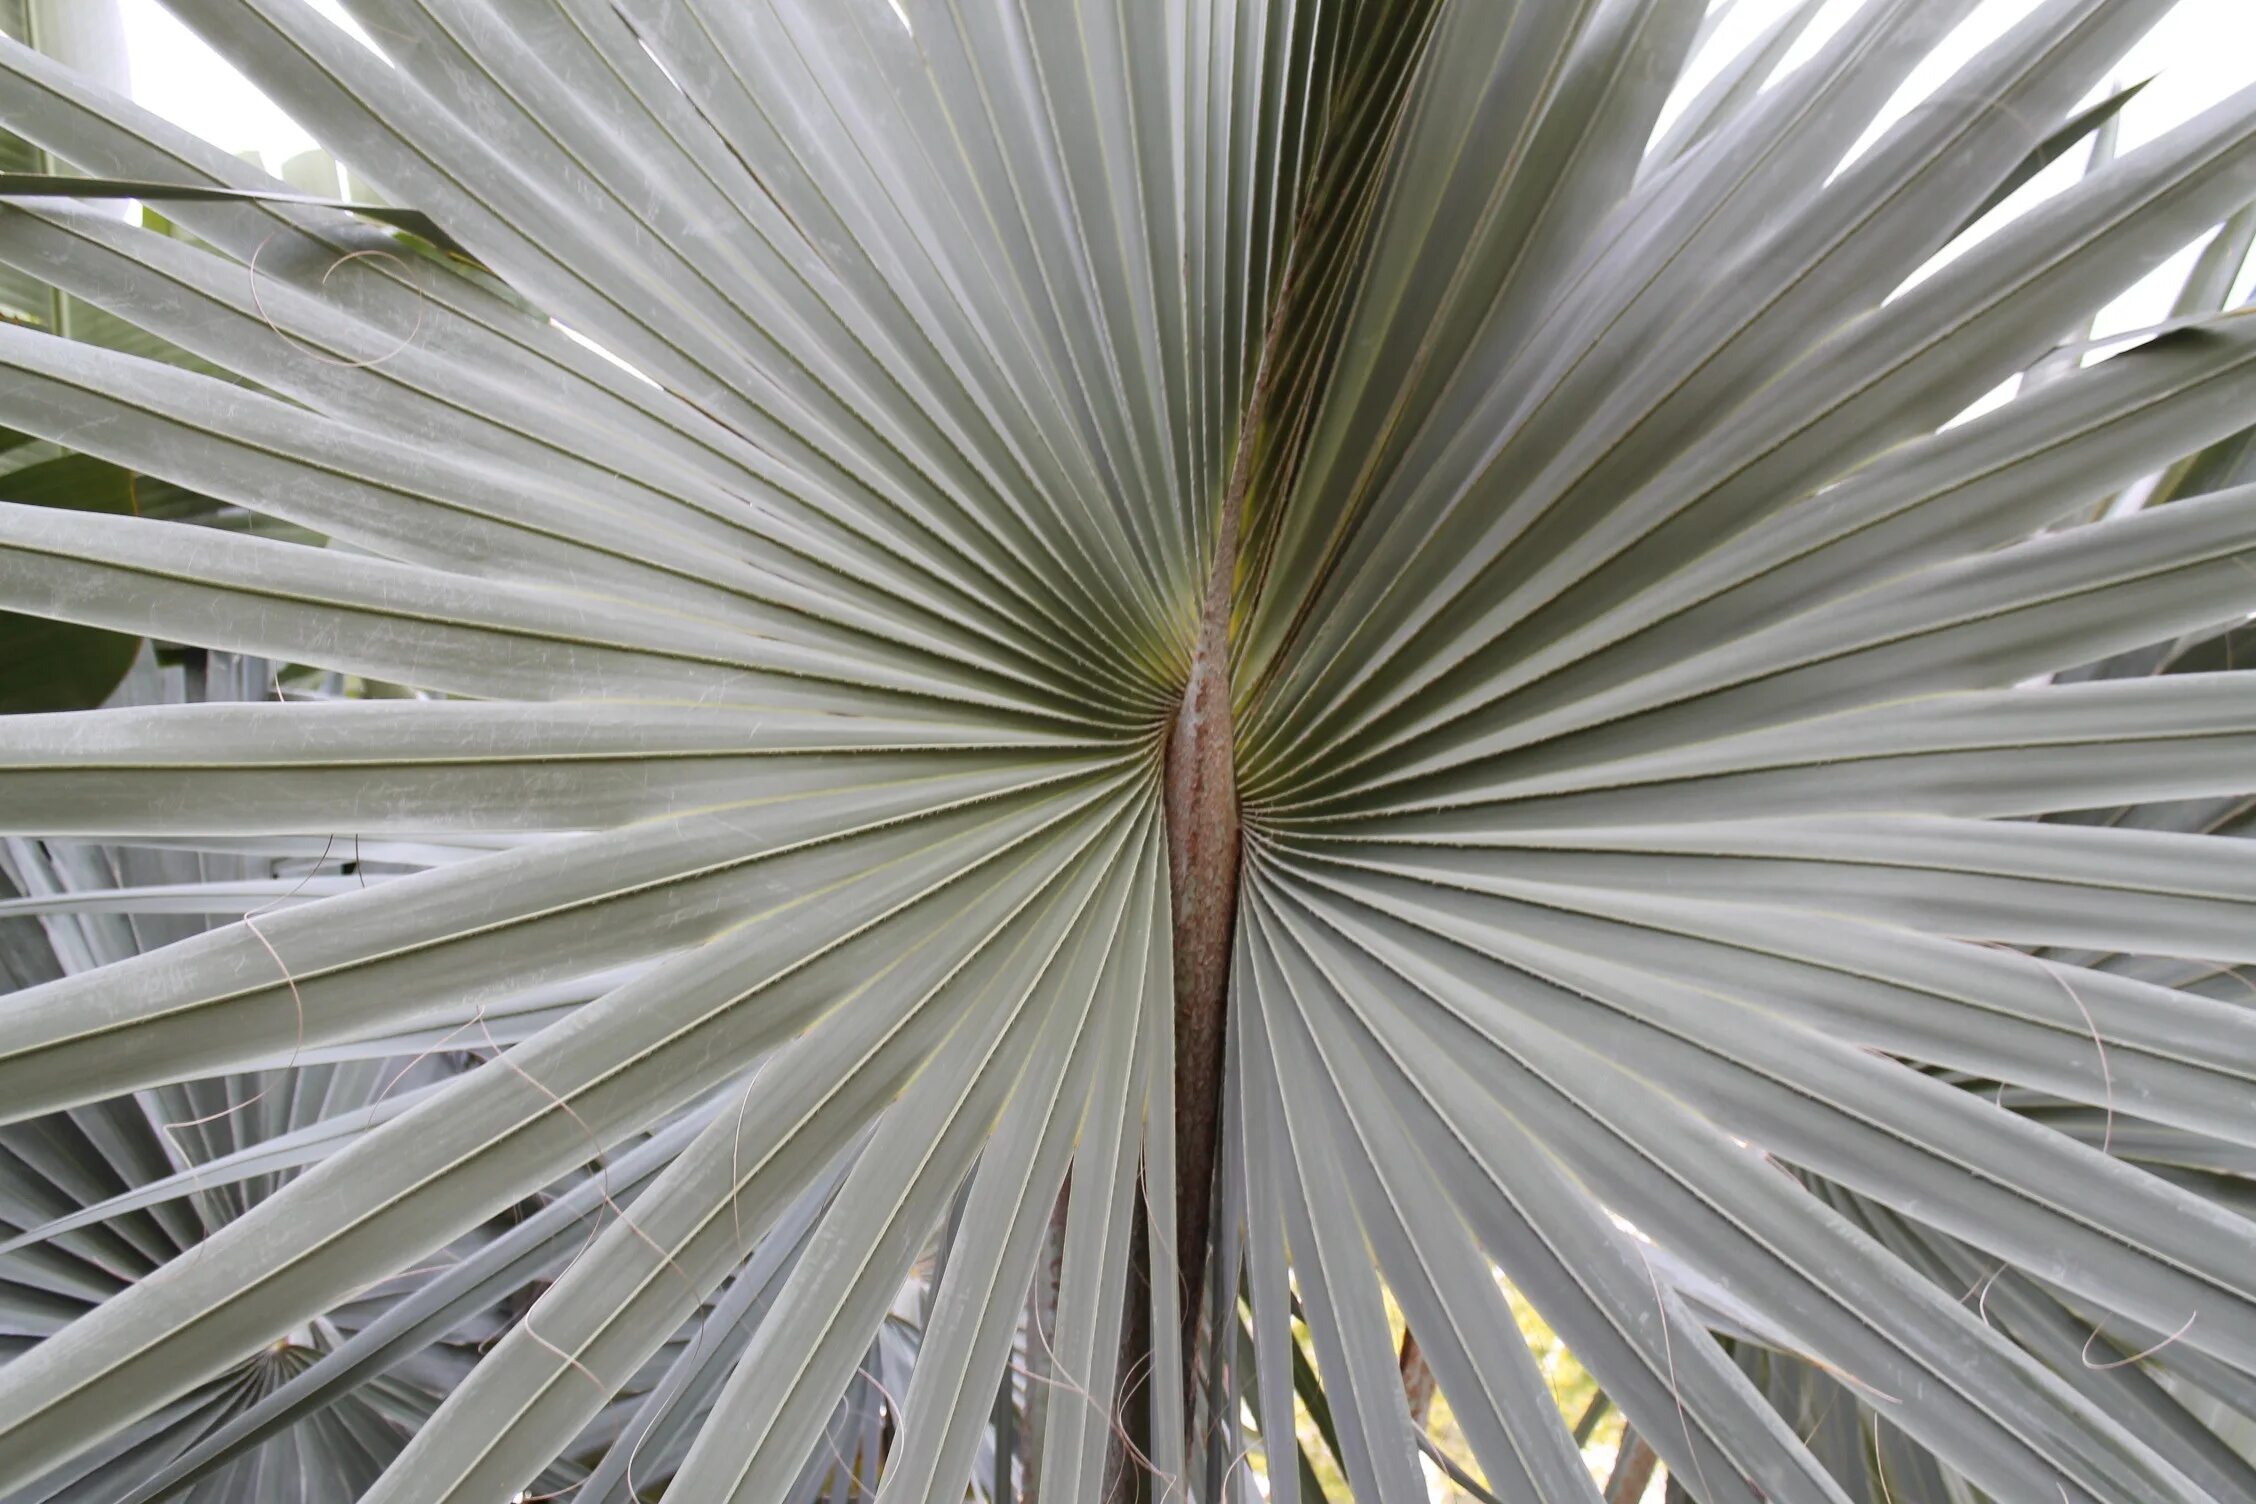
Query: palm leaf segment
3,1,2256,1499
0,652,555,1503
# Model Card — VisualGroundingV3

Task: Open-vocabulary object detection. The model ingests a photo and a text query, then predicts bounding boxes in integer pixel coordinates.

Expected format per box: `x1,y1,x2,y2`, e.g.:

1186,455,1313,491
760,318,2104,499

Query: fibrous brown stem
1108,418,1250,1504
1606,1433,1659,1504
1399,1329,1438,1429
1163,487,1242,1364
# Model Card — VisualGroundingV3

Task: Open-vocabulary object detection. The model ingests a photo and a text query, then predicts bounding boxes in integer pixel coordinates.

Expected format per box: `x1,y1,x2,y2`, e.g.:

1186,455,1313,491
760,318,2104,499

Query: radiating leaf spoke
7,0,2256,1497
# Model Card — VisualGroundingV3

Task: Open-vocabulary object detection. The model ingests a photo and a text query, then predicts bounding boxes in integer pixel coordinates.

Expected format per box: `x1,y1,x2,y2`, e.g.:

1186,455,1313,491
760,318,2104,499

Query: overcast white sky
111,0,2256,337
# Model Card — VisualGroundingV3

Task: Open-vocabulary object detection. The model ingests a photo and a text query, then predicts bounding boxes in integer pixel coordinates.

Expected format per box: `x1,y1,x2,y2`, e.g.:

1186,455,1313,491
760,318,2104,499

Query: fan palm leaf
2,1,2256,1500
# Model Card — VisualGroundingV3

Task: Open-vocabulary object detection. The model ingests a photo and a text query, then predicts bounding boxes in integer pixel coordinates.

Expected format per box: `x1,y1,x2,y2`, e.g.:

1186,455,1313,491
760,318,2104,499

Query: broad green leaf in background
0,455,146,714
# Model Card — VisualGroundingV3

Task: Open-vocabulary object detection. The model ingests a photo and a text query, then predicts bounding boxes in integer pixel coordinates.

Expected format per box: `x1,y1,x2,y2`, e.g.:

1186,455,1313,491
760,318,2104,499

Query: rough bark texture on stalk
1164,490,1243,1367
1108,417,1252,1504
